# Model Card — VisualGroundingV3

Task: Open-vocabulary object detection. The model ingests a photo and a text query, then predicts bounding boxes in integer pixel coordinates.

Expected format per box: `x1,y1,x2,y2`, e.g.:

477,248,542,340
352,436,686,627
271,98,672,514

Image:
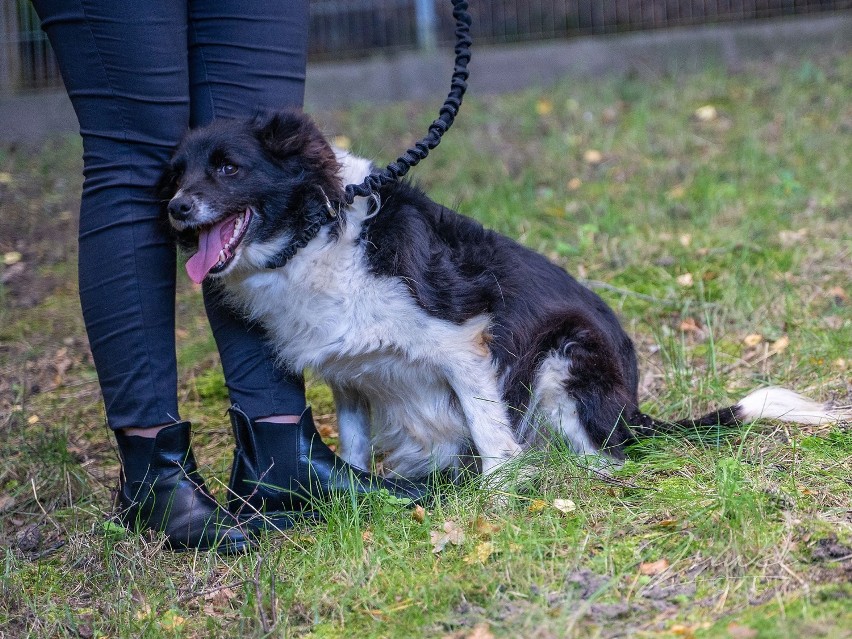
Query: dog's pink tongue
185,217,236,284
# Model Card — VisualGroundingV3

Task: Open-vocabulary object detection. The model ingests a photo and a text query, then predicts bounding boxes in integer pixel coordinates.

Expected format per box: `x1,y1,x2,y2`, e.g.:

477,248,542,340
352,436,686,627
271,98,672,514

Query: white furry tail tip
735,387,852,425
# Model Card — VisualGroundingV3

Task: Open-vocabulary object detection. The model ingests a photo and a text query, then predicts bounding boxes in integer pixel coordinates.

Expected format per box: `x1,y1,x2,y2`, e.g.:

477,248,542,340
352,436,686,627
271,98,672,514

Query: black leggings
33,0,310,428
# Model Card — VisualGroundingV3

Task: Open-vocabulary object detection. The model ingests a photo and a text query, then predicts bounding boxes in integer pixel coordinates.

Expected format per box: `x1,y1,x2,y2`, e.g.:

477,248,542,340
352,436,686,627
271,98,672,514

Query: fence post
415,0,438,51
0,1,21,94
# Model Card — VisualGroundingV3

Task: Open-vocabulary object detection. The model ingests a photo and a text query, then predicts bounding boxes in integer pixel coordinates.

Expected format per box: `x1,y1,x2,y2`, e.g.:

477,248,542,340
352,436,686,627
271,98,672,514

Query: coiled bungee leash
343,0,472,206
265,0,472,269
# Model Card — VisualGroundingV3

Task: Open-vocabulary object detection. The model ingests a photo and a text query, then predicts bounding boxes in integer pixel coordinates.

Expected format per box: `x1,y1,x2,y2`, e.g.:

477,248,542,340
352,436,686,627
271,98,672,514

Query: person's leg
202,288,306,423
34,0,187,431
188,0,310,422
33,0,248,551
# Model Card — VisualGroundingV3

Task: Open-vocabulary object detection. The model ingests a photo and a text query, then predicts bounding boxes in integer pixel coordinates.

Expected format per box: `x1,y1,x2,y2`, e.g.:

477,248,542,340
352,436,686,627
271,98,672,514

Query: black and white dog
160,111,847,479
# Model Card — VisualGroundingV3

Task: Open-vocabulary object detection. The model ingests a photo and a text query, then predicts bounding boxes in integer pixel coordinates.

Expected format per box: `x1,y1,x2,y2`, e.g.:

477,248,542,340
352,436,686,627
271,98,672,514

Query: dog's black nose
168,195,195,221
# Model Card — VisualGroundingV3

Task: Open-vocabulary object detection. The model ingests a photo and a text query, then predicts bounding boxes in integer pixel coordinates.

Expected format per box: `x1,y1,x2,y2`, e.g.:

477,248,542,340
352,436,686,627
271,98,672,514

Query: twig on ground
828,554,852,563
581,465,656,491
177,581,247,604
254,555,274,634
31,477,62,533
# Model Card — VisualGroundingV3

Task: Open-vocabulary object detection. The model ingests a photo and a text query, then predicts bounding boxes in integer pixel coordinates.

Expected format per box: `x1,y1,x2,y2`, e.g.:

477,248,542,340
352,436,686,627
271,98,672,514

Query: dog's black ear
255,111,332,163
255,110,344,207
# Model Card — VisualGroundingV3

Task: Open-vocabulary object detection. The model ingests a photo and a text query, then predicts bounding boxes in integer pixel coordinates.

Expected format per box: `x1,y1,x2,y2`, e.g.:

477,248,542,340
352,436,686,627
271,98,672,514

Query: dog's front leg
444,360,522,477
331,385,372,471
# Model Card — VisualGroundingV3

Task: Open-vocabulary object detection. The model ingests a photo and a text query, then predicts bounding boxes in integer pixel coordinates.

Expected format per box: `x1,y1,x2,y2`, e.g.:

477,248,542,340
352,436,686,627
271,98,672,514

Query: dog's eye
218,163,239,176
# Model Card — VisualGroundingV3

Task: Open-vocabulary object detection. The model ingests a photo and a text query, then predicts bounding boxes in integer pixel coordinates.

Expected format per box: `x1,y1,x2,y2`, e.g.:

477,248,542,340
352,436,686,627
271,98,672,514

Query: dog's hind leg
531,330,637,461
332,385,373,471
532,354,598,456
444,359,522,476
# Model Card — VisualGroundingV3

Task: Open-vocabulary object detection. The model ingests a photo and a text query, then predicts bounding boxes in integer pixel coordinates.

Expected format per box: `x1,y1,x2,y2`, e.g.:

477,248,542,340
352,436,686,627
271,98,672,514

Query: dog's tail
627,386,851,438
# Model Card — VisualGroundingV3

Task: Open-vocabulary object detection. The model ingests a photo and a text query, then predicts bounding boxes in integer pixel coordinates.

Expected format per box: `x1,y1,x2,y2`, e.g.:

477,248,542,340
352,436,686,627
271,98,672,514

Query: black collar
263,188,380,271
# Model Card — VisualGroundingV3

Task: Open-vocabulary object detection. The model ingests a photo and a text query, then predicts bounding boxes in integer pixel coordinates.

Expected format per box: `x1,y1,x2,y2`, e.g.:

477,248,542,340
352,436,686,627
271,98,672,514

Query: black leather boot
227,405,428,526
115,422,250,553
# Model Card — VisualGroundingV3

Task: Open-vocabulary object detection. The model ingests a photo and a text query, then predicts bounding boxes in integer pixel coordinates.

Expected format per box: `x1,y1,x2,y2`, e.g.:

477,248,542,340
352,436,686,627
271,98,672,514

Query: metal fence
2,0,849,93
1,1,61,93
312,0,850,57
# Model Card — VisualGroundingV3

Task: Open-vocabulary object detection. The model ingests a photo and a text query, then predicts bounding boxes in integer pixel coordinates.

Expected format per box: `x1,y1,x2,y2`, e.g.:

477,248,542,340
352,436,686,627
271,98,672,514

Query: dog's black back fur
362,180,639,453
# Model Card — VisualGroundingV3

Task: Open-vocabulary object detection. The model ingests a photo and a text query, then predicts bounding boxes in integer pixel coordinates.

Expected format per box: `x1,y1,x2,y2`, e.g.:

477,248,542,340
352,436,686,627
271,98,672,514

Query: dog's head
159,111,343,283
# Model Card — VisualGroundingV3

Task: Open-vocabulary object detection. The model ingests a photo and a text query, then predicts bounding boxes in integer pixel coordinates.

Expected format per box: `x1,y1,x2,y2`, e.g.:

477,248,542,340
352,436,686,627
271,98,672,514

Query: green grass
1,52,851,638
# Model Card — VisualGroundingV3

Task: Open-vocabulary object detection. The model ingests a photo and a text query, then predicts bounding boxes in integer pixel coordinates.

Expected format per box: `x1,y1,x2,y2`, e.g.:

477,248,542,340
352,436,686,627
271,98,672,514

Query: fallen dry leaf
464,541,495,564
694,105,718,121
3,251,22,266
567,177,582,191
527,499,548,513
678,233,692,247
639,558,670,575
203,587,238,611
27,415,39,425
158,610,186,630
431,520,465,553
679,317,702,334
474,516,500,536
536,98,553,116
676,273,694,287
771,335,790,353
553,499,577,514
667,184,686,199
583,149,603,165
743,333,763,347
